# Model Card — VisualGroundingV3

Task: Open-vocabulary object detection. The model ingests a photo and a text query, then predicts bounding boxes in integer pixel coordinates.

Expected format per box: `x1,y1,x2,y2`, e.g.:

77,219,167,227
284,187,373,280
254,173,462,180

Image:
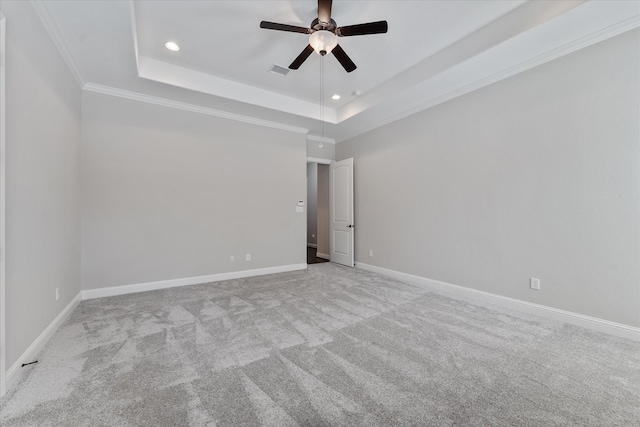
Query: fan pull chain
320,56,325,147
321,57,324,137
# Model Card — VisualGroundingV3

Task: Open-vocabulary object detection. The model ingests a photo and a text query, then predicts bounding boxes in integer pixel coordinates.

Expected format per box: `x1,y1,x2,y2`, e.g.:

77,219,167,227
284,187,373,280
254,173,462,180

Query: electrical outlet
530,278,541,290
229,255,235,263
368,250,373,257
55,288,60,301
246,254,251,261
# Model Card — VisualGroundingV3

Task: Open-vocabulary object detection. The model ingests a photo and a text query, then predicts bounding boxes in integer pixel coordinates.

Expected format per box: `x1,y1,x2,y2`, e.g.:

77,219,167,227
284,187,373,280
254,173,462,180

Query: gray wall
307,163,318,246
337,30,640,328
306,140,334,161
3,1,82,367
81,91,307,290
317,164,330,257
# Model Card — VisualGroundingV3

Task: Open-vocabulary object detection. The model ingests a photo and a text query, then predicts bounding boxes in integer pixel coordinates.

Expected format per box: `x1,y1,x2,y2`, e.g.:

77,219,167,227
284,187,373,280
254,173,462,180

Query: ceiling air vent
269,64,290,77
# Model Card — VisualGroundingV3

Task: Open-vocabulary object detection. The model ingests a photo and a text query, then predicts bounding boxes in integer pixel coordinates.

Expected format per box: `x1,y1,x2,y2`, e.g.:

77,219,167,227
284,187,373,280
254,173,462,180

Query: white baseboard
307,243,317,248
81,264,308,300
355,262,640,342
3,264,307,395
316,252,330,260
5,292,82,393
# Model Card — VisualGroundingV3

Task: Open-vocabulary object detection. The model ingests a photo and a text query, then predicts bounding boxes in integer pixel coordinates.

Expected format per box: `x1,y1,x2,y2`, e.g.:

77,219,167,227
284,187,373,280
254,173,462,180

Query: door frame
329,157,354,267
306,157,332,165
1,10,7,397
306,157,332,263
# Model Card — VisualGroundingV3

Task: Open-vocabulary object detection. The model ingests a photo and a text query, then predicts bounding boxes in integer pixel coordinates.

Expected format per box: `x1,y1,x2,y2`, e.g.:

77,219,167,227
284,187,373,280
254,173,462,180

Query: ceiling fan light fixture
260,0,388,72
309,30,338,56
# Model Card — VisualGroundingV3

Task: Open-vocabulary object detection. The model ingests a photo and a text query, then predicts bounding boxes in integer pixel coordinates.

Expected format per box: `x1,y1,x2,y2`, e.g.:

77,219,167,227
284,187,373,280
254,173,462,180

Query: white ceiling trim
30,0,85,88
334,0,585,124
129,2,337,124
128,0,140,72
306,135,336,145
307,157,333,165
137,56,338,124
29,1,640,144
333,9,640,142
83,82,310,135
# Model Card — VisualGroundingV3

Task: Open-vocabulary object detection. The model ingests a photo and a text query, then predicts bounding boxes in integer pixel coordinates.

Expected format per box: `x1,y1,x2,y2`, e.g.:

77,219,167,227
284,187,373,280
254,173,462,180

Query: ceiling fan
260,0,388,73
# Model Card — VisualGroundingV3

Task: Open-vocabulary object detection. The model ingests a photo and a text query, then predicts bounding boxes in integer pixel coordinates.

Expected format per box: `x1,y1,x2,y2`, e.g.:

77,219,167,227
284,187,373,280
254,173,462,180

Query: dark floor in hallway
307,246,329,264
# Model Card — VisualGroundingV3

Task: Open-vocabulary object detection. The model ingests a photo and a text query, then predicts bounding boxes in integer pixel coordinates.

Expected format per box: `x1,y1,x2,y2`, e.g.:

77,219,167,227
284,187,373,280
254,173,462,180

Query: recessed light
331,94,341,100
164,41,180,52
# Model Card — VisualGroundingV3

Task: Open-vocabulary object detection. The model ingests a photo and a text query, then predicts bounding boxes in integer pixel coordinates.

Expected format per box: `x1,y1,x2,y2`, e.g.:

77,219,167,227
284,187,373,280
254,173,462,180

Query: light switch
296,206,304,213
297,200,305,207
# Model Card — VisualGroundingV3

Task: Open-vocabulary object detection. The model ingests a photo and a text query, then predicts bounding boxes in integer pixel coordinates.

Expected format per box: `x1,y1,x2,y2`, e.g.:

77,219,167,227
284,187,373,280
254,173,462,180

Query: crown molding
129,0,334,125
137,56,339,124
306,135,336,145
82,83,310,135
334,14,640,143
306,157,333,165
29,0,640,144
30,0,85,88
128,0,140,72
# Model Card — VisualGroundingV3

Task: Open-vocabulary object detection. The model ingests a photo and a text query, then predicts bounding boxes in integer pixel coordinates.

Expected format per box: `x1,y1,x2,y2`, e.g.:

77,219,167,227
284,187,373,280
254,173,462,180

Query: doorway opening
306,162,330,265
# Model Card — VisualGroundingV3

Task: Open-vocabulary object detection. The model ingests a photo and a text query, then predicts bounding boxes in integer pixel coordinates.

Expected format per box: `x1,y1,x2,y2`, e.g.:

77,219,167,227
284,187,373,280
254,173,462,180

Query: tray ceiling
34,0,640,141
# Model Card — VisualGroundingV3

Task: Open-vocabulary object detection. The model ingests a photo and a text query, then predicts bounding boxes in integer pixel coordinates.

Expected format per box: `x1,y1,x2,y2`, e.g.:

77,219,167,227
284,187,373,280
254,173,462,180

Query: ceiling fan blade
289,45,315,70
260,21,310,34
337,21,388,37
318,0,332,24
332,44,356,73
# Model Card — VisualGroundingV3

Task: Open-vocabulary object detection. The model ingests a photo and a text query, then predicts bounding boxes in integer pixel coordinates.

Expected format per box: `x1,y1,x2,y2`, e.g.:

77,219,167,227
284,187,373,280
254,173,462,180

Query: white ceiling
34,0,640,142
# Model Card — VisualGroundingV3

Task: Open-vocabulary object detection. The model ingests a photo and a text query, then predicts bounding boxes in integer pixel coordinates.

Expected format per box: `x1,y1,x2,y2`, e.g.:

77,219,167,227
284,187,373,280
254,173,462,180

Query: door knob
347,224,354,228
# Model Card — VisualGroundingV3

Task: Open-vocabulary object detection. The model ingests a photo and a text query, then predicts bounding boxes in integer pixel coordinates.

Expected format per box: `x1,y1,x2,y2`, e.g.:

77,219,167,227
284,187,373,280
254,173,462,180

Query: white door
330,158,354,267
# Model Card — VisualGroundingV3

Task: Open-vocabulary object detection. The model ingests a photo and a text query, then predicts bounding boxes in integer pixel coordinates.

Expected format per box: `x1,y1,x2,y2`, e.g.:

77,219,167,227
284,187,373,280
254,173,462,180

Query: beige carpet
1,263,639,426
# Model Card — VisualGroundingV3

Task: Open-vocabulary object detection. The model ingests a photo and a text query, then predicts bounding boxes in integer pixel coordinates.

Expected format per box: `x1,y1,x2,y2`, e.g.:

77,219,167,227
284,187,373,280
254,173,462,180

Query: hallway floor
307,246,329,265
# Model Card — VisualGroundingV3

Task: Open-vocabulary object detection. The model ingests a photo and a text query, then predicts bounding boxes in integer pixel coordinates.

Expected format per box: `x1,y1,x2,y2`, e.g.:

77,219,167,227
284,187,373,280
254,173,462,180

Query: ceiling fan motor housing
311,18,337,33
